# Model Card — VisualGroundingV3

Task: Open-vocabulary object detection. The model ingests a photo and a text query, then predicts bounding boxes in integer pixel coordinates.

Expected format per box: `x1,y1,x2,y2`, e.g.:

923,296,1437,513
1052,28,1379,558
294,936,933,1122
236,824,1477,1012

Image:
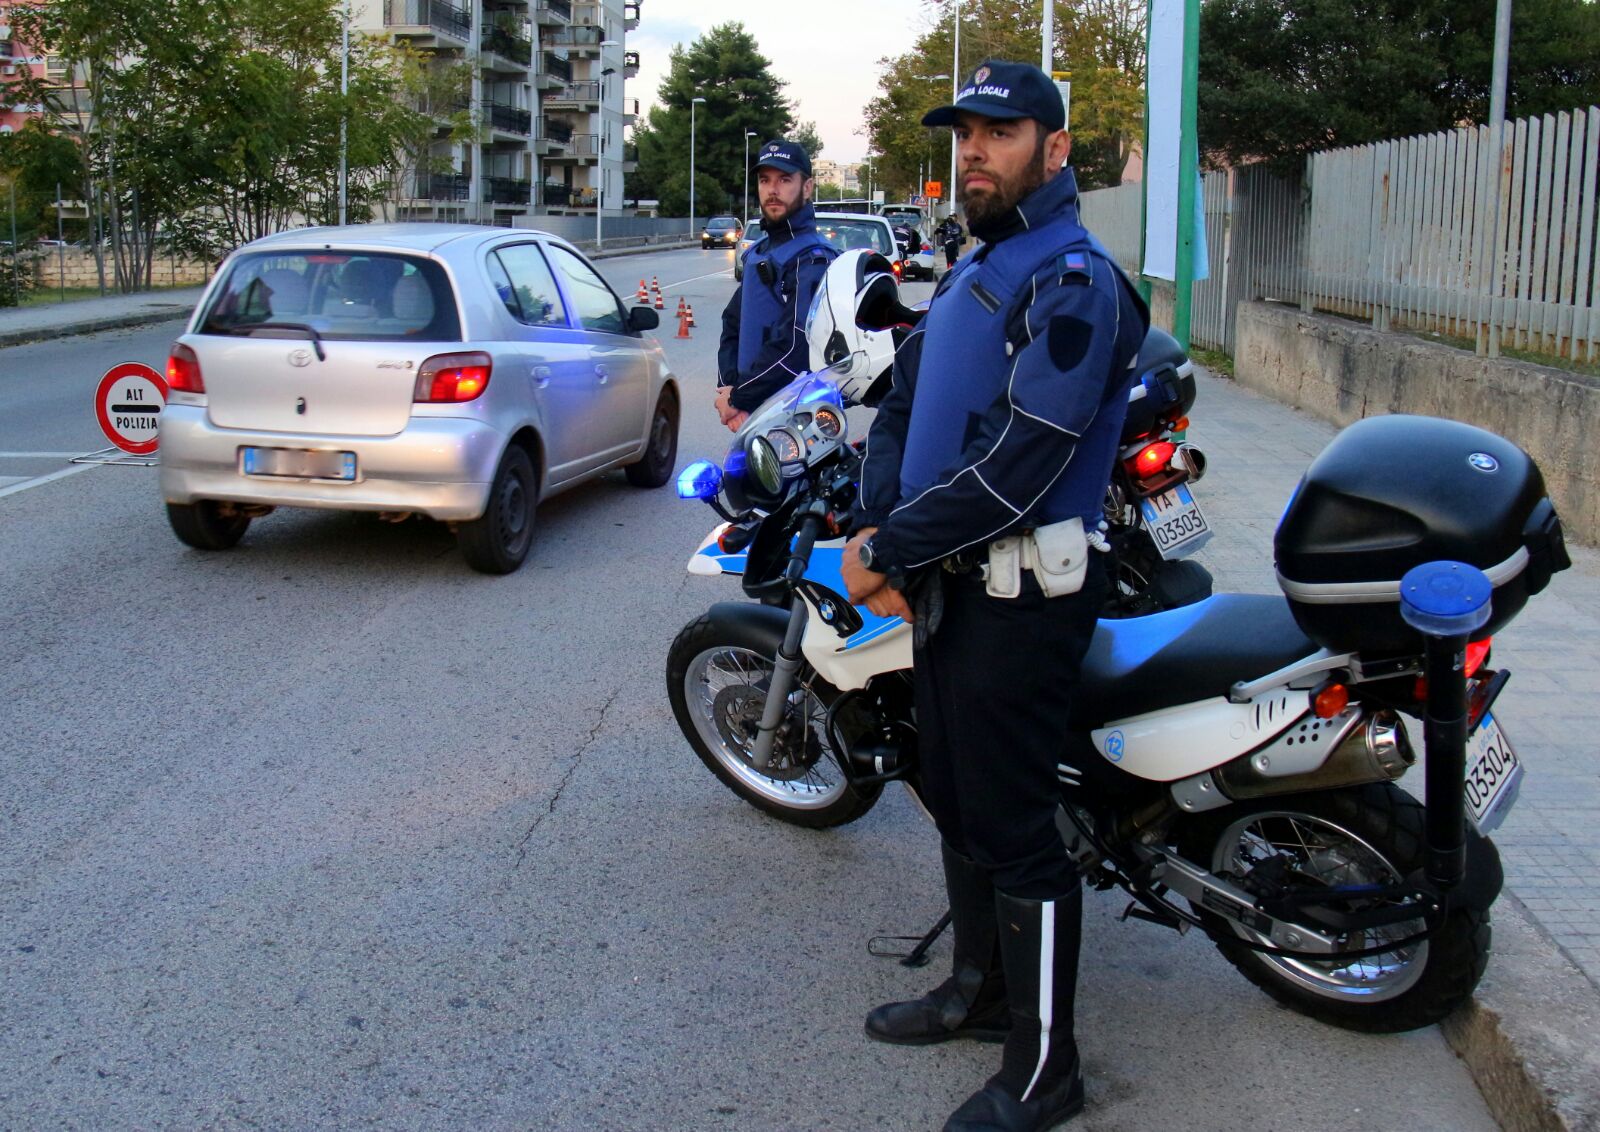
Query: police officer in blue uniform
715,140,837,431
838,61,1149,1132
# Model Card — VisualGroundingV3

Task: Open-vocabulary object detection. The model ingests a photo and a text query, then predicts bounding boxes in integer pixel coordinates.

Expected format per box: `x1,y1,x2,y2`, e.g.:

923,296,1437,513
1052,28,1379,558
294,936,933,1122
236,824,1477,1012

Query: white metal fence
1080,104,1600,363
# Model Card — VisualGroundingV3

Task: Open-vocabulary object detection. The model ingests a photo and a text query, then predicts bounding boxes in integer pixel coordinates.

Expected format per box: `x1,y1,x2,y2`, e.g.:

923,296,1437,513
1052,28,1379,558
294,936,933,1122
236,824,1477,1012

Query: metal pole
743,131,752,224
949,0,960,219
7,181,16,306
338,0,349,226
56,182,65,301
1041,0,1053,74
1481,0,1512,357
1171,0,1200,350
689,97,700,236
596,125,604,249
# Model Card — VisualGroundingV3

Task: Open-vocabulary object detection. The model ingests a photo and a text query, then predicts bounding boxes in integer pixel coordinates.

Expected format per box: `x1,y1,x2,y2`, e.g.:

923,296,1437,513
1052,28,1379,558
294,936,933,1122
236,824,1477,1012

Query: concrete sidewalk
1188,367,1600,1131
0,241,702,352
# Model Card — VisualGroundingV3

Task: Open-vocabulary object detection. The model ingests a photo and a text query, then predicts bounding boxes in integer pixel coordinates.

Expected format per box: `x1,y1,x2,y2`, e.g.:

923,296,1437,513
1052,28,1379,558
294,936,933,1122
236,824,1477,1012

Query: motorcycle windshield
722,372,844,467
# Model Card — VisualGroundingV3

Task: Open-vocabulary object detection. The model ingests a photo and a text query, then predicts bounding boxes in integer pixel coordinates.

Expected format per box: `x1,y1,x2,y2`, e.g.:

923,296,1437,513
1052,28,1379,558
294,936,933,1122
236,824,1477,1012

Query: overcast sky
627,0,942,164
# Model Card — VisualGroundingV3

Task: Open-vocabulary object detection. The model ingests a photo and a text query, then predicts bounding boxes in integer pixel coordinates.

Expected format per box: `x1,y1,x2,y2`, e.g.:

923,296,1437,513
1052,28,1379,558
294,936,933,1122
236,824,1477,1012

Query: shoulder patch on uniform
1057,251,1094,285
1048,315,1096,371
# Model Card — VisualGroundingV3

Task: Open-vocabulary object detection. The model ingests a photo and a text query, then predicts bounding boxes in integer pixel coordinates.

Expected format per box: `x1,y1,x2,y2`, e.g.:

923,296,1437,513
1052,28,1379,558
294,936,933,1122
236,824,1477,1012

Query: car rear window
816,219,895,257
198,251,461,341
707,218,738,229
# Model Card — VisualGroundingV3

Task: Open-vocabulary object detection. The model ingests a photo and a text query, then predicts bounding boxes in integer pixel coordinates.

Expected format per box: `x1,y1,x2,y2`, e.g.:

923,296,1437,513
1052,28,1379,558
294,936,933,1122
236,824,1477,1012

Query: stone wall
1235,300,1600,545
29,249,216,289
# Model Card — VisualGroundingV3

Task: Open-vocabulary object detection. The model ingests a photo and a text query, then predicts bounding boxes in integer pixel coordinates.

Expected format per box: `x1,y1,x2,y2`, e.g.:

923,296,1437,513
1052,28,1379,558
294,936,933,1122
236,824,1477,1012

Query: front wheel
625,389,678,488
1179,783,1491,1033
666,604,881,828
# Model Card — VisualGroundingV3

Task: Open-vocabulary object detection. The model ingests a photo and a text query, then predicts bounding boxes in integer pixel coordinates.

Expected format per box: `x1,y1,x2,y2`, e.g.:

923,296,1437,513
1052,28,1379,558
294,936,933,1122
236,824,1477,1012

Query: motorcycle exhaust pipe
1215,710,1413,801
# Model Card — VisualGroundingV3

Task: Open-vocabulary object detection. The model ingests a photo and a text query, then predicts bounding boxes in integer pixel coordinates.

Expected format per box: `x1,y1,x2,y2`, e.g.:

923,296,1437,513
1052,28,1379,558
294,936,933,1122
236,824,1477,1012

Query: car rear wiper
237,321,327,361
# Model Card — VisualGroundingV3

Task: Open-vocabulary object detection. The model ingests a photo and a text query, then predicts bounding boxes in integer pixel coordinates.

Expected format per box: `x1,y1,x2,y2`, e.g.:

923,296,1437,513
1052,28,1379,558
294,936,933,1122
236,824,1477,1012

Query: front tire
1179,783,1490,1033
167,501,250,550
625,389,679,489
666,604,881,829
458,445,536,574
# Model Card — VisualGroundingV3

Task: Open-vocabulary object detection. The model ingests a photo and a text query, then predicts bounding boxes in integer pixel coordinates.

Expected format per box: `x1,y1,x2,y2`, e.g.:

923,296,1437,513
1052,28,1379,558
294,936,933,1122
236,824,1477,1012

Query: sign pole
1171,0,1200,350
1136,0,1154,305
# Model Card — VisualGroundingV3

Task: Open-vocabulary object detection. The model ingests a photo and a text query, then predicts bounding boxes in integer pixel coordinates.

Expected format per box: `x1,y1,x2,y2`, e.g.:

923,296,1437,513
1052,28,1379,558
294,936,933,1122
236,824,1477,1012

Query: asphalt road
0,245,1495,1129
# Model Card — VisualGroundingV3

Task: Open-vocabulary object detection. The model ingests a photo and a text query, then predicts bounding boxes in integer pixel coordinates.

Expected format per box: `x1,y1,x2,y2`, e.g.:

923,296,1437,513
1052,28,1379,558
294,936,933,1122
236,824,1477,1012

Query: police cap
921,59,1066,133
754,140,813,179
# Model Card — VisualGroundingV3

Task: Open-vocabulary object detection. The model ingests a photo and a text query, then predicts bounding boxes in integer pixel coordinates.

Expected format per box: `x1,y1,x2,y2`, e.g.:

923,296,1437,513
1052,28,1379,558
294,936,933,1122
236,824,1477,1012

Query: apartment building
361,0,638,224
0,3,53,135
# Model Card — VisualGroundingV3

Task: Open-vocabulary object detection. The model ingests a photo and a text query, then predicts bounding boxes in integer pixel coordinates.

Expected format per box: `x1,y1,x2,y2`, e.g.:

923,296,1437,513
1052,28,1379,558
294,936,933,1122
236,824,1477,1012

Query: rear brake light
1466,638,1491,677
167,342,204,392
415,352,492,403
1128,440,1177,478
892,262,903,278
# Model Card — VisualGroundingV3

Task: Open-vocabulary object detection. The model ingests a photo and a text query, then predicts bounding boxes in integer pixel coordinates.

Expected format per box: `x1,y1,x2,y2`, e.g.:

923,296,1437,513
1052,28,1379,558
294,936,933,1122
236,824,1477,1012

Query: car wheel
625,389,679,489
166,500,250,550
458,445,536,574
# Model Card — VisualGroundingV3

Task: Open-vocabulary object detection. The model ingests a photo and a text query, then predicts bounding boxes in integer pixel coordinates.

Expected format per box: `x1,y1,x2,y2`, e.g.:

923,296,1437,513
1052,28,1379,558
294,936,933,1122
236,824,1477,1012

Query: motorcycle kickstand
867,908,953,968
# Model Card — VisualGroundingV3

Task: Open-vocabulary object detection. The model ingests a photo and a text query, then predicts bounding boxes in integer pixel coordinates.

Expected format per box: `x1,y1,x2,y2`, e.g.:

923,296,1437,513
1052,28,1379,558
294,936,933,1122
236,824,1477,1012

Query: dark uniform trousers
912,557,1107,901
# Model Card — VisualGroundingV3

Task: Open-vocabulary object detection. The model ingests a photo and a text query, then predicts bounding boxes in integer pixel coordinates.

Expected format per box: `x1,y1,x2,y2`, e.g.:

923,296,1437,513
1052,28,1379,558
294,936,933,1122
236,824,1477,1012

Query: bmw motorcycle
664,369,1570,1031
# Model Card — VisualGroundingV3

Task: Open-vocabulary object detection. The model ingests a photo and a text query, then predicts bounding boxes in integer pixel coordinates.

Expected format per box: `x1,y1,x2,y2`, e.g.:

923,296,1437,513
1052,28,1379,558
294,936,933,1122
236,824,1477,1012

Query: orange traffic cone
675,308,692,338
685,303,696,328
675,297,688,320
653,286,665,310
636,280,648,303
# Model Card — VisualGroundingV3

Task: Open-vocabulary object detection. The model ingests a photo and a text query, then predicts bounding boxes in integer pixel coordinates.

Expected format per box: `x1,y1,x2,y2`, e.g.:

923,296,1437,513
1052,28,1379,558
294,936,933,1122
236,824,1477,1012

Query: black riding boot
865,842,1010,1045
944,886,1085,1132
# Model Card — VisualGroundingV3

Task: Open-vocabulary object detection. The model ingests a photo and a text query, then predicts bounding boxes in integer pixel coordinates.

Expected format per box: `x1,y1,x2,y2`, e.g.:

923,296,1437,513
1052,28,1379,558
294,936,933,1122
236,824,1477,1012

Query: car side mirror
629,305,660,332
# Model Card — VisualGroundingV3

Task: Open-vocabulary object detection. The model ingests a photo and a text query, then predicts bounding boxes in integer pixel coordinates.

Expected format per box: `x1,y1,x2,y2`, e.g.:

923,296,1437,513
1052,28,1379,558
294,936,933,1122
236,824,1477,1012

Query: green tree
629,23,795,214
1199,0,1600,171
792,120,824,158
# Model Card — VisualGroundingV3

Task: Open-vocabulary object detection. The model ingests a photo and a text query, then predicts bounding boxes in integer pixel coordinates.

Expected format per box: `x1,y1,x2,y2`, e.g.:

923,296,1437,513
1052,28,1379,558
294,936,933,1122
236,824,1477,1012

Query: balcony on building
533,0,572,26
623,50,639,78
482,23,533,71
540,181,574,208
542,79,598,108
485,100,533,137
414,172,472,201
384,0,471,47
535,51,574,90
542,132,599,164
541,24,601,54
485,175,533,205
622,97,638,127
623,3,641,31
535,115,574,155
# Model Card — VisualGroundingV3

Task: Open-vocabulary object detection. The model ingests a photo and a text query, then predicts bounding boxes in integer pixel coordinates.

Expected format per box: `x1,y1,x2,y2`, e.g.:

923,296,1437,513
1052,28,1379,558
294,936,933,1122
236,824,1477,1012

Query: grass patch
1191,347,1235,378
1407,328,1600,379
18,282,194,307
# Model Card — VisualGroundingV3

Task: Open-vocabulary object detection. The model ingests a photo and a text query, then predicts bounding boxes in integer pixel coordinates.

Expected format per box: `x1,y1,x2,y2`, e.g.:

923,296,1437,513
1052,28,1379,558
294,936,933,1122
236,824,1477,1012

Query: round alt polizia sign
95,362,170,455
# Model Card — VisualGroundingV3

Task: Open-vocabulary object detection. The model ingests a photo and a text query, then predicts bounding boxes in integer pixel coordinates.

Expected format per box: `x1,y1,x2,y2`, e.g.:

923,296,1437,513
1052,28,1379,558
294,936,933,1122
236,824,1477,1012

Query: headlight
747,435,782,496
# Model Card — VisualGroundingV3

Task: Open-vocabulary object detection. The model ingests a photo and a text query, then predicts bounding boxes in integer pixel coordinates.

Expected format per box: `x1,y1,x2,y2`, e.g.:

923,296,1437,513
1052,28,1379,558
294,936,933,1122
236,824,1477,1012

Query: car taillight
1127,440,1177,478
166,342,204,393
415,351,492,403
922,244,932,253
892,262,904,278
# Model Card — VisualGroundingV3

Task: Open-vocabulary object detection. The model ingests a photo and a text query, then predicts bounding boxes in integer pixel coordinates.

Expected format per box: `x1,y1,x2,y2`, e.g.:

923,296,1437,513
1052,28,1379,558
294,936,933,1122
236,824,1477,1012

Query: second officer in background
715,140,837,431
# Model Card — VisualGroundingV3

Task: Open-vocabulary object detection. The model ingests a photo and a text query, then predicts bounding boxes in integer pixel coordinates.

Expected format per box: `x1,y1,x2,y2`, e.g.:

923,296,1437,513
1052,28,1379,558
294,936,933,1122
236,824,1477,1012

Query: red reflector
1466,637,1491,677
166,342,204,392
415,352,492,403
716,526,738,553
1128,440,1177,477
1172,416,1190,432
1314,684,1350,718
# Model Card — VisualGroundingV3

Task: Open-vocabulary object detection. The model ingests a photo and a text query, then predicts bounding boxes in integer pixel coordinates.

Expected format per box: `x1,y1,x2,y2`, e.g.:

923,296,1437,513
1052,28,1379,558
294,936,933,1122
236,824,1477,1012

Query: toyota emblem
288,348,313,368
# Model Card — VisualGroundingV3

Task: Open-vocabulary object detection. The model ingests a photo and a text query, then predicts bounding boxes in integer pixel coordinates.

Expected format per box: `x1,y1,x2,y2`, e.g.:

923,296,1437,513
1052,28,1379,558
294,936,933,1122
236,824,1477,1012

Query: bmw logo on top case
1467,452,1500,473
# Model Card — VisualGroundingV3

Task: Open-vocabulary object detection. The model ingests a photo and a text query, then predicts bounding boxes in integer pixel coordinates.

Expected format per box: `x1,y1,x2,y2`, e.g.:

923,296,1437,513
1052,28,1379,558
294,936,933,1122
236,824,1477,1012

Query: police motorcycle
665,260,1572,1030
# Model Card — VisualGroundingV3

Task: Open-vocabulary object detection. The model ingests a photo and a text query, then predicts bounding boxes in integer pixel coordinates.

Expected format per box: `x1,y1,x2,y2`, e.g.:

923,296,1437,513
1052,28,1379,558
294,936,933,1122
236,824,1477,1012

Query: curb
0,243,710,350
1441,894,1600,1131
0,305,199,350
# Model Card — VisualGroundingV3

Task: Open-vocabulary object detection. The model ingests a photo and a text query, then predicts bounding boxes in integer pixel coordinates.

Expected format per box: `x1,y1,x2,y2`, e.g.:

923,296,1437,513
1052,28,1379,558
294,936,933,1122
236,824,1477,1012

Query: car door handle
594,364,609,384
531,365,552,388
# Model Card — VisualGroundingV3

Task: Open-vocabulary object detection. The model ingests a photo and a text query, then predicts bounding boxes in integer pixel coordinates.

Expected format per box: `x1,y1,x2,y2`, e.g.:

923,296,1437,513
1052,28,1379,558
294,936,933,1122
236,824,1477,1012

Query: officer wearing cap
838,60,1148,1132
715,139,838,431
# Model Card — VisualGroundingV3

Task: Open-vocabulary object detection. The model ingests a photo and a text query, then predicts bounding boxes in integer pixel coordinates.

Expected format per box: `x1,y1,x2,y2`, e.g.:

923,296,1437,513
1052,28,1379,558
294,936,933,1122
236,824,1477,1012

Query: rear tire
625,389,679,489
166,501,250,550
1178,783,1491,1033
666,605,881,829
458,446,536,575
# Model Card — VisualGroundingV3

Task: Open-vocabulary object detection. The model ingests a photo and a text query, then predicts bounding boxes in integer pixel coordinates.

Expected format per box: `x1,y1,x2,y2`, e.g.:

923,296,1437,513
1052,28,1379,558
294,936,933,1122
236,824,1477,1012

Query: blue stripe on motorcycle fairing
697,543,749,575
1095,597,1217,666
801,546,906,650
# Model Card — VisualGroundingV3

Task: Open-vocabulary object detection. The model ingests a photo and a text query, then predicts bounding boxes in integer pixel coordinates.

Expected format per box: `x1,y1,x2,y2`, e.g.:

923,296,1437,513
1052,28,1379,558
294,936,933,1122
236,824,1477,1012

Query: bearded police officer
838,61,1148,1132
715,140,837,431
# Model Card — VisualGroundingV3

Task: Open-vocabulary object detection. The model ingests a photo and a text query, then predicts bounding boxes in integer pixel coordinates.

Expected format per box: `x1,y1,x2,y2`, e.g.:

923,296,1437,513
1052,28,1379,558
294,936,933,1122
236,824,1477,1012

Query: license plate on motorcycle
1464,712,1522,835
1139,484,1213,559
242,447,356,481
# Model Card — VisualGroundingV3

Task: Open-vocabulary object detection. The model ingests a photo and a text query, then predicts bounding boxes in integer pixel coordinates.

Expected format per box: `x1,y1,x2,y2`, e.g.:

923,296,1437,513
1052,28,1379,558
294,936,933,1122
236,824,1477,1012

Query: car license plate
242,447,356,481
1464,712,1522,835
1139,484,1213,559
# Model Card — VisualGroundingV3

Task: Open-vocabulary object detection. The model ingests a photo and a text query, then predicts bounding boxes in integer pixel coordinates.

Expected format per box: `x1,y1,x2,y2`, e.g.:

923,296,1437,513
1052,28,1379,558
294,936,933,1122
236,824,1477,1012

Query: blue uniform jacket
856,169,1149,573
717,203,836,413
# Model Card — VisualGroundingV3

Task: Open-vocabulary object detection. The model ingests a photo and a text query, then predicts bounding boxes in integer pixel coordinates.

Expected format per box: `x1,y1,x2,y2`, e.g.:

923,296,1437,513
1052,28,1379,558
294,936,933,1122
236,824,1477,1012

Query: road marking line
660,268,733,292
0,461,98,499
0,451,85,458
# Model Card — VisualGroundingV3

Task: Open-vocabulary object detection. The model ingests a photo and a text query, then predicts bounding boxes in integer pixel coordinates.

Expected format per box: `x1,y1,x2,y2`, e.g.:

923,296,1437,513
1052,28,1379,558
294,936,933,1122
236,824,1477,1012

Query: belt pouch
986,536,1023,599
1023,516,1089,598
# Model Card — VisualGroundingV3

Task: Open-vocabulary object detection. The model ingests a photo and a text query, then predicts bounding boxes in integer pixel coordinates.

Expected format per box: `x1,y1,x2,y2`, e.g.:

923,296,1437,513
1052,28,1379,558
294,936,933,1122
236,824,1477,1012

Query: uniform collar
759,201,817,244
968,167,1080,246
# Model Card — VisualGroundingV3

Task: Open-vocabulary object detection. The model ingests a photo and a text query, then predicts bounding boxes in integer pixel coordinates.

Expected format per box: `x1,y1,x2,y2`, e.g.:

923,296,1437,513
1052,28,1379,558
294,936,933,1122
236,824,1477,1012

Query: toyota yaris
159,224,679,574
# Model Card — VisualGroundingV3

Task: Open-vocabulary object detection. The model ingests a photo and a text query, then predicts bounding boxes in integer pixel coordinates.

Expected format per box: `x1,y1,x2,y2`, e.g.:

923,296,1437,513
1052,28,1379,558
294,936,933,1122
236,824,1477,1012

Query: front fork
748,506,828,771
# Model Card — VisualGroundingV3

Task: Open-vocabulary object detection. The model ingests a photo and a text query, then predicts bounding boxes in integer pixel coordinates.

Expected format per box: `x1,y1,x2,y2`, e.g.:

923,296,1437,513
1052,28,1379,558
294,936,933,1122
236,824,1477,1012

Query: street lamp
594,40,621,249
909,73,950,209
689,95,706,237
950,0,961,219
742,129,759,224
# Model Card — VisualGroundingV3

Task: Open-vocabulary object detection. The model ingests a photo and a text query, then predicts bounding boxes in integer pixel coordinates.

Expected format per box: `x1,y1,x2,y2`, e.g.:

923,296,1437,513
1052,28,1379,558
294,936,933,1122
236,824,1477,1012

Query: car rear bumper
158,405,501,520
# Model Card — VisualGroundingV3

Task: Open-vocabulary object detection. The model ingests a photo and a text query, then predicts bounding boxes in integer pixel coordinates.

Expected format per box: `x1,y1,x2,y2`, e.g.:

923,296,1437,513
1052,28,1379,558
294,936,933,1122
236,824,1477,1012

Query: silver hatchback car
159,224,679,573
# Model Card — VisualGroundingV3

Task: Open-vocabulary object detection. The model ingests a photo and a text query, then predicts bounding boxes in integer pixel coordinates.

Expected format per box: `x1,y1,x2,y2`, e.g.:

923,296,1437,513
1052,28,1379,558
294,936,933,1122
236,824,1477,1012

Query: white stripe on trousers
1021,899,1055,1101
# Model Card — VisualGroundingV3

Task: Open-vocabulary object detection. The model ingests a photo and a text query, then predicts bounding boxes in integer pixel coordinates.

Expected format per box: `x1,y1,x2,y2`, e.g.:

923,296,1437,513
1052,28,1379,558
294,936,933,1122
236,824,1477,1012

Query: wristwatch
858,536,881,572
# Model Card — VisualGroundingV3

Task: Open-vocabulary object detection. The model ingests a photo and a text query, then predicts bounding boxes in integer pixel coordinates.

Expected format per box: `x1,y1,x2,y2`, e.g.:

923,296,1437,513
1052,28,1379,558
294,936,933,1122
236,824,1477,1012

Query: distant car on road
733,212,903,282
159,224,679,574
701,216,743,249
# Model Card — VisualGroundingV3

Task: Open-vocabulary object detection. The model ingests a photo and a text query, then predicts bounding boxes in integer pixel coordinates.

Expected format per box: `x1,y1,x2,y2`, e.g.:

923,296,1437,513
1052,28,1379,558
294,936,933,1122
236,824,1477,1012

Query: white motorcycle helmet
806,249,918,406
